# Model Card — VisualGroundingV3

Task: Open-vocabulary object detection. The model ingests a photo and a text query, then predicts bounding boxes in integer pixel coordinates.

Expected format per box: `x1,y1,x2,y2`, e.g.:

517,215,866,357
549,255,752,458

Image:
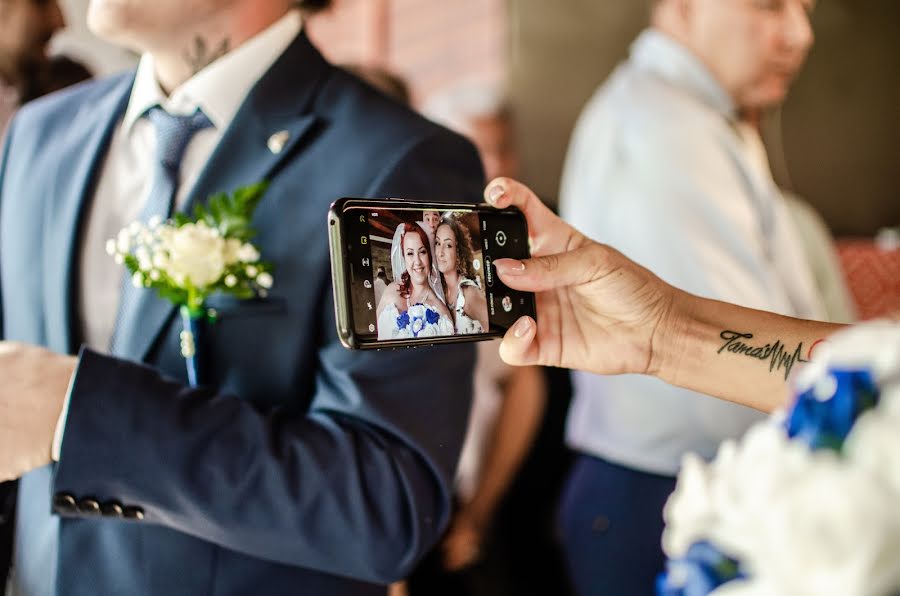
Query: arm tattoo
184,36,231,75
717,330,820,380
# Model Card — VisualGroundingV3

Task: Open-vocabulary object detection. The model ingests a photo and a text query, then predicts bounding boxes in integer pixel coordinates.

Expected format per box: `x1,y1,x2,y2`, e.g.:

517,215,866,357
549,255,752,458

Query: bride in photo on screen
376,222,454,340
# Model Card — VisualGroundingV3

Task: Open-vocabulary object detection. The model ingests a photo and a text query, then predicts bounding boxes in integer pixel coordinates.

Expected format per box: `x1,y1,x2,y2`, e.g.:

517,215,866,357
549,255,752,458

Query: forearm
464,366,545,527
657,290,845,412
55,348,464,583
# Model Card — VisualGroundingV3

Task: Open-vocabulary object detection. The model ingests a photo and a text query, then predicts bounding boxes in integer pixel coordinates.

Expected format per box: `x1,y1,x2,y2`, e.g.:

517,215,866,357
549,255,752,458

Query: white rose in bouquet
157,222,227,288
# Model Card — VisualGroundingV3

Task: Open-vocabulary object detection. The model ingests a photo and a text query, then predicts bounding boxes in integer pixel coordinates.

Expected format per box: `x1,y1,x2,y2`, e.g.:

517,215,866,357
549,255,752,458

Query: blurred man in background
559,0,823,594
0,0,67,129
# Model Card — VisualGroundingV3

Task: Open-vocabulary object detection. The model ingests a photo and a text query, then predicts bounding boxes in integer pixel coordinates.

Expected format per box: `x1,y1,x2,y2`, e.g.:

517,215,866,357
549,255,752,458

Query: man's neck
150,6,291,94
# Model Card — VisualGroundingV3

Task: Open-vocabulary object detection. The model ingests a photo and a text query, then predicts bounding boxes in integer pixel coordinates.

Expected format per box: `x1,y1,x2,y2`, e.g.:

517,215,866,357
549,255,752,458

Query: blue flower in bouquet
397,311,410,330
786,367,880,452
425,307,440,325
657,541,744,596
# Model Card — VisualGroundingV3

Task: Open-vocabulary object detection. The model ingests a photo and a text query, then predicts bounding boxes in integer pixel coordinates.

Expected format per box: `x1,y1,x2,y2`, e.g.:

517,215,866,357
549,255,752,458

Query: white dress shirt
52,10,302,459
559,30,826,475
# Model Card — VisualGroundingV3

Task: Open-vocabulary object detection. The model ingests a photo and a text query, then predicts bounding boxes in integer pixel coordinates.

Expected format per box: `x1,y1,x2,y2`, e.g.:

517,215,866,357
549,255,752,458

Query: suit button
592,515,611,534
52,493,77,515
123,506,145,521
101,501,124,518
77,498,102,516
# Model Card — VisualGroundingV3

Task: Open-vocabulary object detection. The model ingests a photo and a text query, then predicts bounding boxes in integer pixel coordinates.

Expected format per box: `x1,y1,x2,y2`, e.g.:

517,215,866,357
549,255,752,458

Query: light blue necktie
108,106,213,356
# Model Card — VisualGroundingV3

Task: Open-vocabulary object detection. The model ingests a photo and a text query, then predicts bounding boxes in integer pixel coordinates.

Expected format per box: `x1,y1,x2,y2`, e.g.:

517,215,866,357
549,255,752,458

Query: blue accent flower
397,311,410,330
786,368,880,452
426,307,440,325
656,541,745,596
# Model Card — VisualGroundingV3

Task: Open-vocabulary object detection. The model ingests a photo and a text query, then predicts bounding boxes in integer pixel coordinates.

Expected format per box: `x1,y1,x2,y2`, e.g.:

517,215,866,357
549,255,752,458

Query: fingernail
513,317,533,338
495,258,525,275
487,184,505,205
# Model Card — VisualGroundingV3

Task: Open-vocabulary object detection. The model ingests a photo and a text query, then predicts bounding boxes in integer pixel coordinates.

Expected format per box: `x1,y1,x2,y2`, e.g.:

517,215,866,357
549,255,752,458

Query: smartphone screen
333,200,534,348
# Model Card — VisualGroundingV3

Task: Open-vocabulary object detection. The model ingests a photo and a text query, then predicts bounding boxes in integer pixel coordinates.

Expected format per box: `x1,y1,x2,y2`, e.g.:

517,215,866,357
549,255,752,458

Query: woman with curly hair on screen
434,214,489,335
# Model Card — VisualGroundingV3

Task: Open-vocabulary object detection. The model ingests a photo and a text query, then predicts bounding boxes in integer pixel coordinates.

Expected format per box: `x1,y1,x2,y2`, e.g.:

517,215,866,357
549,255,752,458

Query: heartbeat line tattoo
718,330,810,380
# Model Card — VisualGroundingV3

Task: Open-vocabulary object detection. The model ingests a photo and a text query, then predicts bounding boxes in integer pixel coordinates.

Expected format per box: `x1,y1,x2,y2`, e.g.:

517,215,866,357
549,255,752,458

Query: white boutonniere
108,182,273,385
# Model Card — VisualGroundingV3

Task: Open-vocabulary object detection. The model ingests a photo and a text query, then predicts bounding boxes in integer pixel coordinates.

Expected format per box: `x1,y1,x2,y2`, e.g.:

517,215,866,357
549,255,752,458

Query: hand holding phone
328,198,536,349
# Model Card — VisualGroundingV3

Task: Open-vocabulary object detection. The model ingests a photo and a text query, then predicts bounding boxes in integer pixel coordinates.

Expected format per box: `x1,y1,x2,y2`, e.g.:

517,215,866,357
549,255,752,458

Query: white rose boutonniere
108,181,273,386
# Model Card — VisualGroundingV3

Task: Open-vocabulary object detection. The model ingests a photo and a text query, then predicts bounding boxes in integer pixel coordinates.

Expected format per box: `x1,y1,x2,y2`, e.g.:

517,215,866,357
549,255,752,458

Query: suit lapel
116,32,330,362
44,74,134,354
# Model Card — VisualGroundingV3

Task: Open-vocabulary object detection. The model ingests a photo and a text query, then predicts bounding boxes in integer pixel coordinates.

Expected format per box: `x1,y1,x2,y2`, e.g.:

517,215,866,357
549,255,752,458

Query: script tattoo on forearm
717,330,810,380
184,36,231,75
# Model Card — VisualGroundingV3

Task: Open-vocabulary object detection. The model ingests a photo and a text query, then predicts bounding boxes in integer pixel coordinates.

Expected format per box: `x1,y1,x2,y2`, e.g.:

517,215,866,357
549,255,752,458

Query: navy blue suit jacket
0,32,482,595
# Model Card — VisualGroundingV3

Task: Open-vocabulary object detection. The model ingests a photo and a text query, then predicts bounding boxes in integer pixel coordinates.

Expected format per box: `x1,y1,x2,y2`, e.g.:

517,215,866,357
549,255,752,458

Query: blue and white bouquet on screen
658,322,900,596
396,303,453,338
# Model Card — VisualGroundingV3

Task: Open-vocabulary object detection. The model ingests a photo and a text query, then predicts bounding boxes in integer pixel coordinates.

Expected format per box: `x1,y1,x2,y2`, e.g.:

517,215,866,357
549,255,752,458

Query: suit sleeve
0,117,17,584
52,128,485,583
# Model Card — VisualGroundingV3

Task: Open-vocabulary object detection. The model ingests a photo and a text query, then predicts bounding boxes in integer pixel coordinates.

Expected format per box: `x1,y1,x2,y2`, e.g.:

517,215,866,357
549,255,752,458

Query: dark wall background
510,0,899,236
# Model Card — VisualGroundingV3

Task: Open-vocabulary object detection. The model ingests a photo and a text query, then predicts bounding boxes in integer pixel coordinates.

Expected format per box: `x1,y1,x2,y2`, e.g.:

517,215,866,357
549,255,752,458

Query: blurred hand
0,342,76,480
441,509,484,571
485,178,677,377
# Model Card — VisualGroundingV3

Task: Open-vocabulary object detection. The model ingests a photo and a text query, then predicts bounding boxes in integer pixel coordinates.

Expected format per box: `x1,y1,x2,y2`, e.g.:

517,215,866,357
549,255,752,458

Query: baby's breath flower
224,274,238,288
117,229,131,253
257,272,273,289
239,243,260,263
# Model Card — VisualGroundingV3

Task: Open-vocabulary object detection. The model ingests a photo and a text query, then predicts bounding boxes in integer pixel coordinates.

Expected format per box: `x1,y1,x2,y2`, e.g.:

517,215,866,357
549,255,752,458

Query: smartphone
329,197,536,349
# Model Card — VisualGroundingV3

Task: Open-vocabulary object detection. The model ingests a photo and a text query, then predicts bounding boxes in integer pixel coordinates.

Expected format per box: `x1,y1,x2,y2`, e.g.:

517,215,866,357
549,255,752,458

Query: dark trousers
557,454,676,596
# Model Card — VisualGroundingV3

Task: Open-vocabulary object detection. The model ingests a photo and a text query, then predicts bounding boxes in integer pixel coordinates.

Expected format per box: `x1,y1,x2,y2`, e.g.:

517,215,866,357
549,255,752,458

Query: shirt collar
122,9,302,134
630,29,737,120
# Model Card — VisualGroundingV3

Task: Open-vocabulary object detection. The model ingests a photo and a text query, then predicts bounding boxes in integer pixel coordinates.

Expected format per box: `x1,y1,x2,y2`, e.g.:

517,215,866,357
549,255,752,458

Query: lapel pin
267,130,290,154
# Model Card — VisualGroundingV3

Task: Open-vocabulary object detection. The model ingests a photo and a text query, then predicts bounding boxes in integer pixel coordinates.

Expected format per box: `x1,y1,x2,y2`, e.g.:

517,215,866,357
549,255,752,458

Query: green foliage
187,181,269,241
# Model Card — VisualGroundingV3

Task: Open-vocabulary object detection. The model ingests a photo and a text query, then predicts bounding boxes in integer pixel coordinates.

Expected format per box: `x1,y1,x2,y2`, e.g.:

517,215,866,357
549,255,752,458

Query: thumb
498,316,540,367
494,243,613,293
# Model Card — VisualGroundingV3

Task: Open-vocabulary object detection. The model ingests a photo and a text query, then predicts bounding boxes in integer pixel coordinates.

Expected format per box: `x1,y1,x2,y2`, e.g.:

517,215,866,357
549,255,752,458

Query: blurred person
376,222,454,340
405,86,547,596
0,0,66,129
744,108,856,324
0,1,485,595
558,0,823,593
35,54,93,95
485,177,853,413
373,265,389,308
783,191,857,323
342,63,411,105
423,84,518,182
435,214,489,334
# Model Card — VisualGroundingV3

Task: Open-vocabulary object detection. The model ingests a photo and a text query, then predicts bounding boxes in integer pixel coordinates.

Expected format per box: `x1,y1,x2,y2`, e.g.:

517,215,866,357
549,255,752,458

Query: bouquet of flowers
108,182,273,386
396,303,454,338
658,322,900,596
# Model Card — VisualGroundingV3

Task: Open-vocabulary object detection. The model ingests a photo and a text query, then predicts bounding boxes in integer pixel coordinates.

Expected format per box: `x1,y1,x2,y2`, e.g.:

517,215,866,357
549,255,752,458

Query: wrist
648,288,694,385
